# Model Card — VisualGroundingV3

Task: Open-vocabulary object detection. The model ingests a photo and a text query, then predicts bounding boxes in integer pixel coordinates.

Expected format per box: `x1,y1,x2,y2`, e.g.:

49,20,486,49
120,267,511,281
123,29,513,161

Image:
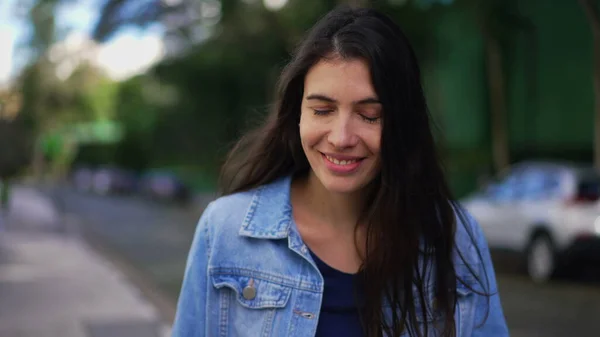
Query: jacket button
243,284,256,300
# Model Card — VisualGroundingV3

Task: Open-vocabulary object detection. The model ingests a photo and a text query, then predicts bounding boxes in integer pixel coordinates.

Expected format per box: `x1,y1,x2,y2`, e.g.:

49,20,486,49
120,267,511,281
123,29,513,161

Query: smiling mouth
323,154,363,166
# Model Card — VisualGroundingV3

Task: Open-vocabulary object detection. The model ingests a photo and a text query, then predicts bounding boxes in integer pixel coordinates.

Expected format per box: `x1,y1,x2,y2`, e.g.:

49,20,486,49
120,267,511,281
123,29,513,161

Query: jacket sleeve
467,212,510,337
171,202,214,337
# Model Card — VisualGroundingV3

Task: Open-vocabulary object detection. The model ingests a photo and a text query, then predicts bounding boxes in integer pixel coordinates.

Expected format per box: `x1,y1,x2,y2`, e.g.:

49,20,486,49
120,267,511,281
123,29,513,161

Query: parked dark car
72,166,95,192
72,166,138,195
139,171,192,204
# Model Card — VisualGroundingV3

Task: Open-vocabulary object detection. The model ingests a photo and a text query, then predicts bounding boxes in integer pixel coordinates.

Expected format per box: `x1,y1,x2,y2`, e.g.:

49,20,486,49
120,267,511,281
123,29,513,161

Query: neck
293,172,367,232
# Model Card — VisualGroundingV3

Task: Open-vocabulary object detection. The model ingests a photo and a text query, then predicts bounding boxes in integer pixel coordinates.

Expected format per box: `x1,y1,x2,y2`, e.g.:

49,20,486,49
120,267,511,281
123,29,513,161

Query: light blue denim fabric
172,176,509,337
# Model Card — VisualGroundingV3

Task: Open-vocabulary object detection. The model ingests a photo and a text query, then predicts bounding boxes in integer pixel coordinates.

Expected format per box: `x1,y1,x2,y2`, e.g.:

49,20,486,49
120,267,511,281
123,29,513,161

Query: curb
75,216,178,324
34,185,179,328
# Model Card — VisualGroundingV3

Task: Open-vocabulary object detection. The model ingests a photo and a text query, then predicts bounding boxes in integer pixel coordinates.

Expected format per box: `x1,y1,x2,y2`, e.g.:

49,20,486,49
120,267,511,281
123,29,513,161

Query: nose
327,113,358,149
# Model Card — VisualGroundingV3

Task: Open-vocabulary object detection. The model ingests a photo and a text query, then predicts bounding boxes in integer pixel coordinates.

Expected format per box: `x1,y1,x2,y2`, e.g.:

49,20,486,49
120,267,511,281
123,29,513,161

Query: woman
172,6,508,337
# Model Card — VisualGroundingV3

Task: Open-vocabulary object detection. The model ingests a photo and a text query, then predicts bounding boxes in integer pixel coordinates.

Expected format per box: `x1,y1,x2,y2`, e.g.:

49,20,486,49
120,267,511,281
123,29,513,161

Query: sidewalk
0,186,171,337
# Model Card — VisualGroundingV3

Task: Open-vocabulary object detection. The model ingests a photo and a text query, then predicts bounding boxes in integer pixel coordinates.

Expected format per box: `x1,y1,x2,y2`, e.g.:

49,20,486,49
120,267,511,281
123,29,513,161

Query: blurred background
1,0,600,336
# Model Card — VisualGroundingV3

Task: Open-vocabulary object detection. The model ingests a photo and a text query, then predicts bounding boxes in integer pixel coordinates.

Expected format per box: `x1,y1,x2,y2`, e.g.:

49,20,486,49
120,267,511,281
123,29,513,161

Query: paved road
47,186,208,300
50,187,600,336
0,186,169,337
498,274,600,336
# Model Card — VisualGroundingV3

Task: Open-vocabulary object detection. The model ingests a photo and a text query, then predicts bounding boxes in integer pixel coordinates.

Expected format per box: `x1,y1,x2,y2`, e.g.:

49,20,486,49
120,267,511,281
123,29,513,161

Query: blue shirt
309,249,365,337
171,176,509,337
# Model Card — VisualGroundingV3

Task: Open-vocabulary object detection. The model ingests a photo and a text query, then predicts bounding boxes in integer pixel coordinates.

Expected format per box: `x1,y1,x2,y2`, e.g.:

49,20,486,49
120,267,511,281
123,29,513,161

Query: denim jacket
172,176,509,337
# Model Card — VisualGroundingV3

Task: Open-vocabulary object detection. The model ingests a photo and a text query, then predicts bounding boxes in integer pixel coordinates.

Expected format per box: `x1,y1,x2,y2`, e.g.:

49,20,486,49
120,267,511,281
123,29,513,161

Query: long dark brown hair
220,6,489,337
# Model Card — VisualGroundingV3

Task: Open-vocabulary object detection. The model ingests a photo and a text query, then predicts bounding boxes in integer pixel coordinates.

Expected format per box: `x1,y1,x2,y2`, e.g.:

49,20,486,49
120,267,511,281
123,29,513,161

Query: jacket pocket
411,283,445,337
211,272,293,309
410,269,479,337
455,263,480,337
210,270,294,337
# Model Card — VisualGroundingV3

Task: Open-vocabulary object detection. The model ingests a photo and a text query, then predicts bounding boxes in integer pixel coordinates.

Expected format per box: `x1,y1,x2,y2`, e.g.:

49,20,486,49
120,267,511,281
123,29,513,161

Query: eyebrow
305,94,381,105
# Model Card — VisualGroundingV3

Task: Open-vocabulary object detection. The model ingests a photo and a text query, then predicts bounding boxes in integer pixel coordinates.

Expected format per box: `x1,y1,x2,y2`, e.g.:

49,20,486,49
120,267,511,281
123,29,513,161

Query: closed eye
360,114,380,124
313,109,333,116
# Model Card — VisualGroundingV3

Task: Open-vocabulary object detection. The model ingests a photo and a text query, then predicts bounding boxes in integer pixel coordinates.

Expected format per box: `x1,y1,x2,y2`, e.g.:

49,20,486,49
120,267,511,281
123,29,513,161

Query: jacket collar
238,176,294,239
237,176,478,292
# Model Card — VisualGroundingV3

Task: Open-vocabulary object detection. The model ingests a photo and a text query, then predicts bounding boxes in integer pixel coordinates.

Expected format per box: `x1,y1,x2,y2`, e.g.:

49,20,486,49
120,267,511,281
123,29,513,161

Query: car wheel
526,233,556,283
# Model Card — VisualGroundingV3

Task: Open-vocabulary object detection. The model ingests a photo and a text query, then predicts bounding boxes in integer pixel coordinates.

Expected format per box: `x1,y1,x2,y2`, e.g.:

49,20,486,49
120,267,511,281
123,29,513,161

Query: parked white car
461,161,600,283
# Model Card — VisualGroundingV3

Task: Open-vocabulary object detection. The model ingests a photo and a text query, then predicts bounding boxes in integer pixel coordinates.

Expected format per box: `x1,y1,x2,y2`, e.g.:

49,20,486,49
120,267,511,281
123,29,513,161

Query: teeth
325,155,358,165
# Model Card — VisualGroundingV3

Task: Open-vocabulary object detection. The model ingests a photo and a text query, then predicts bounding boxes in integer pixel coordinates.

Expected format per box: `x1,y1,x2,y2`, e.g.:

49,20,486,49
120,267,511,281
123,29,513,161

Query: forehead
303,58,377,100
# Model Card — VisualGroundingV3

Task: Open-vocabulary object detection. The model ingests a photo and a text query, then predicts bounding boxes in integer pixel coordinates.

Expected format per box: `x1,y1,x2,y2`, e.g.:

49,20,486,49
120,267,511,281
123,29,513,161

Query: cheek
299,127,319,150
299,114,323,149
370,137,381,155
360,128,381,155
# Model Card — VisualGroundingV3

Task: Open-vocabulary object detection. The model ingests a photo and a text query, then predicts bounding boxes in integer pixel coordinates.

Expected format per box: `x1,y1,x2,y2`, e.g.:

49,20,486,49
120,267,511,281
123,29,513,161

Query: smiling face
299,57,382,194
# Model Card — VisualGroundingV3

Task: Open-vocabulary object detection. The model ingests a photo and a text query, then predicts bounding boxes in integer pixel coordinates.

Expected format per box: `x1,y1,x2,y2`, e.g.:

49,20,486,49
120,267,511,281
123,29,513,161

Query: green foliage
111,76,160,171
17,0,595,196
0,118,33,179
80,0,472,187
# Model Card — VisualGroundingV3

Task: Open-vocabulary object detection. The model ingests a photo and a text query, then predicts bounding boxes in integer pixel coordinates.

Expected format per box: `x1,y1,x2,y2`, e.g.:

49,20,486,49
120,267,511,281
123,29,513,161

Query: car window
485,169,523,201
519,169,562,200
484,166,563,201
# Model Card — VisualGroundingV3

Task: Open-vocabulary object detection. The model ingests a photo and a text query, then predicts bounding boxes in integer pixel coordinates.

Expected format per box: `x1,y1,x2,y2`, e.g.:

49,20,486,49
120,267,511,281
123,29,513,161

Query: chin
318,175,370,194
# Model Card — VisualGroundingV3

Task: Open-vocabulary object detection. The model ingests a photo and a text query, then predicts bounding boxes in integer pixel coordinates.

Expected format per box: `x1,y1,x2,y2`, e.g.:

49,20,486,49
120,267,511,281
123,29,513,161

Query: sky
0,0,22,85
0,0,298,86
0,0,165,85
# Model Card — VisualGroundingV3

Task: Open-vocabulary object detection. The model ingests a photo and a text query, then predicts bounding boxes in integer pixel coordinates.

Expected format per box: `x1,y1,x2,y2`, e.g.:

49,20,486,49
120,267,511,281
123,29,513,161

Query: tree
0,118,32,178
0,91,31,211
92,0,215,49
579,0,600,168
14,0,111,180
478,0,511,173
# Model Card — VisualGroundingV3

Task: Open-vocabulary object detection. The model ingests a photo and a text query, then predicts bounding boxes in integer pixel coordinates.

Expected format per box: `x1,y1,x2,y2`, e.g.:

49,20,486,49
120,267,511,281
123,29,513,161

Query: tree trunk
579,0,600,169
31,134,46,181
484,33,510,172
0,179,10,211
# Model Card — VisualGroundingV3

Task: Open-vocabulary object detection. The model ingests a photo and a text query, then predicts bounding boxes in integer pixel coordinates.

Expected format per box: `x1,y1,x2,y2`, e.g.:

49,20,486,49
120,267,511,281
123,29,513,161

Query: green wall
508,0,594,151
424,0,596,196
